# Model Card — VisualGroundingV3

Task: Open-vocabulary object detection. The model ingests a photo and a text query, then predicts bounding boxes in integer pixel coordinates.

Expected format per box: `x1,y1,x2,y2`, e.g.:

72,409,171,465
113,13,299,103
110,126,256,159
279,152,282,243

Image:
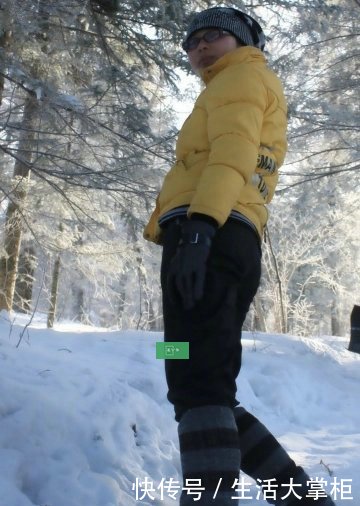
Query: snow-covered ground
0,311,359,506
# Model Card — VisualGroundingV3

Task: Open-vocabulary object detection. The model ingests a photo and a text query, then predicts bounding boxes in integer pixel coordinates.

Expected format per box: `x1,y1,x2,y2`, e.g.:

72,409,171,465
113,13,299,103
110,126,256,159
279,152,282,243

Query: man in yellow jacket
144,7,335,506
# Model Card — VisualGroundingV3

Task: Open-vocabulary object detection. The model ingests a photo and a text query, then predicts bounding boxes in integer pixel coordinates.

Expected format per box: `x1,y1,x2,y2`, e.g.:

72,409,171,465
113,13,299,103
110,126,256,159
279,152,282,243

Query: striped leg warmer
234,407,336,505
178,405,241,505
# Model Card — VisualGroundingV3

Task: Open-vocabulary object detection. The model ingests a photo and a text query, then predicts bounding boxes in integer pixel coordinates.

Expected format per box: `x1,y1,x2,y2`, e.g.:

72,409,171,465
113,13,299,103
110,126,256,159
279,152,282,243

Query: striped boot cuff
234,407,336,505
234,406,297,482
274,467,336,506
178,405,241,505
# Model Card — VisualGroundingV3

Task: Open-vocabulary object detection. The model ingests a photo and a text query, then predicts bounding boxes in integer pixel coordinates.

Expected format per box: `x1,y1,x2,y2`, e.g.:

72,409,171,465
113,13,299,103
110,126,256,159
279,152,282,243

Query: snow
0,311,359,506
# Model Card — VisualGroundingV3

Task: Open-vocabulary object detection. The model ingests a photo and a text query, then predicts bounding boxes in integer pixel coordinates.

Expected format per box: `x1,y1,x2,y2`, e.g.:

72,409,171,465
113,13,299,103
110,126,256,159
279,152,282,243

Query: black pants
161,218,262,422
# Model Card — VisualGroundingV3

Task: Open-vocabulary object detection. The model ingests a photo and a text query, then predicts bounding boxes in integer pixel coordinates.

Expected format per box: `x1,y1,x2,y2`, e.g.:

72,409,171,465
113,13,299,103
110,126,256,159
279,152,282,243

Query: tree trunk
253,293,267,333
330,300,341,337
116,283,126,324
147,297,157,331
47,254,61,329
13,246,37,313
265,230,287,334
135,247,154,330
0,96,37,311
0,30,11,105
73,287,86,323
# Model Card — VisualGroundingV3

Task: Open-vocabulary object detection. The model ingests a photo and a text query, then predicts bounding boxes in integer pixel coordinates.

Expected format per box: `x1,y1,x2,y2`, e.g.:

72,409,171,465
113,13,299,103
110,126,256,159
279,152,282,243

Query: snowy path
0,313,358,505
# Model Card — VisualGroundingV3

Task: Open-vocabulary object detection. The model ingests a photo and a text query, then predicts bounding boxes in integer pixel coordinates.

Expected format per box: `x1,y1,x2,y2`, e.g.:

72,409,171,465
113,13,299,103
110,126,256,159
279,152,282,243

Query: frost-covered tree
0,0,196,317
273,0,359,335
1,0,358,332
235,0,359,336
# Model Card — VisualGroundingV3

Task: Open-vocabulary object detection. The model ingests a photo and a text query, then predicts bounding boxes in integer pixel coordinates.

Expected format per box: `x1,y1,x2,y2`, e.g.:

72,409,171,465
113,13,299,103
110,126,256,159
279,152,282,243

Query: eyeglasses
182,29,232,52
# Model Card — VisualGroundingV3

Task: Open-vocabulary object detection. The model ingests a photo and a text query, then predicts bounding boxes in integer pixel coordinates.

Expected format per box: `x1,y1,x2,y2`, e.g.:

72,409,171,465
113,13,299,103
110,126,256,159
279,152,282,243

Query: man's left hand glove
167,219,216,310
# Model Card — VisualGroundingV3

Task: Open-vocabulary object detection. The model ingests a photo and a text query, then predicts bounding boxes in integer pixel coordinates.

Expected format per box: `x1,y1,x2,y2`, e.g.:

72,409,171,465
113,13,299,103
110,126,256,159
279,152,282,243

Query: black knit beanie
183,7,265,52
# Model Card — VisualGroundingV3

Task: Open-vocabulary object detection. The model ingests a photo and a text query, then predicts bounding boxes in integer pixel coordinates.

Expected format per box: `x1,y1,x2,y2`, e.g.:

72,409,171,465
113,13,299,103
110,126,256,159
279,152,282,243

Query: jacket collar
199,46,266,84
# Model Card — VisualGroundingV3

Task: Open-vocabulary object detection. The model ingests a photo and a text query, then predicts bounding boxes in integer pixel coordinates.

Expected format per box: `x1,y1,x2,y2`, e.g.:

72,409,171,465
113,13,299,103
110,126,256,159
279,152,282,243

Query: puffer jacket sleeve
188,64,269,225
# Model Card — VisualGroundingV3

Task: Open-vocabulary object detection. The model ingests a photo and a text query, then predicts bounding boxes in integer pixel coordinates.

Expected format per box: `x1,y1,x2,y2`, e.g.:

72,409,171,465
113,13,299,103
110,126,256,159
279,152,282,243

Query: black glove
167,218,216,310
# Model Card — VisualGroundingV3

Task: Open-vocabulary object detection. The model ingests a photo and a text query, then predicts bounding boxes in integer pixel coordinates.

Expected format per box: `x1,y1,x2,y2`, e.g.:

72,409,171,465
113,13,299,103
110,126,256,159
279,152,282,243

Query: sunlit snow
0,311,358,506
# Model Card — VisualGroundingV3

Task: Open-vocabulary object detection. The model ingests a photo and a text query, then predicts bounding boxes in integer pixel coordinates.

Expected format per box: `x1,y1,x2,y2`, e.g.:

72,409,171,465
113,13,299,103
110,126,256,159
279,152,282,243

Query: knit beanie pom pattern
183,7,265,52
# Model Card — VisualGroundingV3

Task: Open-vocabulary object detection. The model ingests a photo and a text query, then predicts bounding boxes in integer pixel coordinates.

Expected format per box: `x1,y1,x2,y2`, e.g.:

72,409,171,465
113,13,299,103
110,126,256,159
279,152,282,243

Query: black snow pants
160,217,262,423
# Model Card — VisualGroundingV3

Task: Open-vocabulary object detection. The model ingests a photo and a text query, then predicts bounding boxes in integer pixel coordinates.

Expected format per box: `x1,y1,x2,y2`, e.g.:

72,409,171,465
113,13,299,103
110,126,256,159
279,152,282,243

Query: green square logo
156,342,189,359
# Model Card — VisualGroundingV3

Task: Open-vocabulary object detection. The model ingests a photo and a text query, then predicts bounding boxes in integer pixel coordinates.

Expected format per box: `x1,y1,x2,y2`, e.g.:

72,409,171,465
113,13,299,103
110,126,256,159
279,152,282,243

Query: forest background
0,0,358,336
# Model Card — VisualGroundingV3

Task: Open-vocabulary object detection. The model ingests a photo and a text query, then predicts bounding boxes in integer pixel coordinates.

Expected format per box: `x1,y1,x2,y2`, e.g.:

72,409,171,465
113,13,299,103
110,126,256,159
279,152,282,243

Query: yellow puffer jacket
144,46,287,244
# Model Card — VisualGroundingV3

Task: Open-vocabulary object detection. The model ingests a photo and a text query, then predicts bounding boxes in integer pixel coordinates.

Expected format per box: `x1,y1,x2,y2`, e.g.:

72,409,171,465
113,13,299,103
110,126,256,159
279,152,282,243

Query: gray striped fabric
178,405,241,505
184,7,265,51
233,407,336,505
186,9,254,47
